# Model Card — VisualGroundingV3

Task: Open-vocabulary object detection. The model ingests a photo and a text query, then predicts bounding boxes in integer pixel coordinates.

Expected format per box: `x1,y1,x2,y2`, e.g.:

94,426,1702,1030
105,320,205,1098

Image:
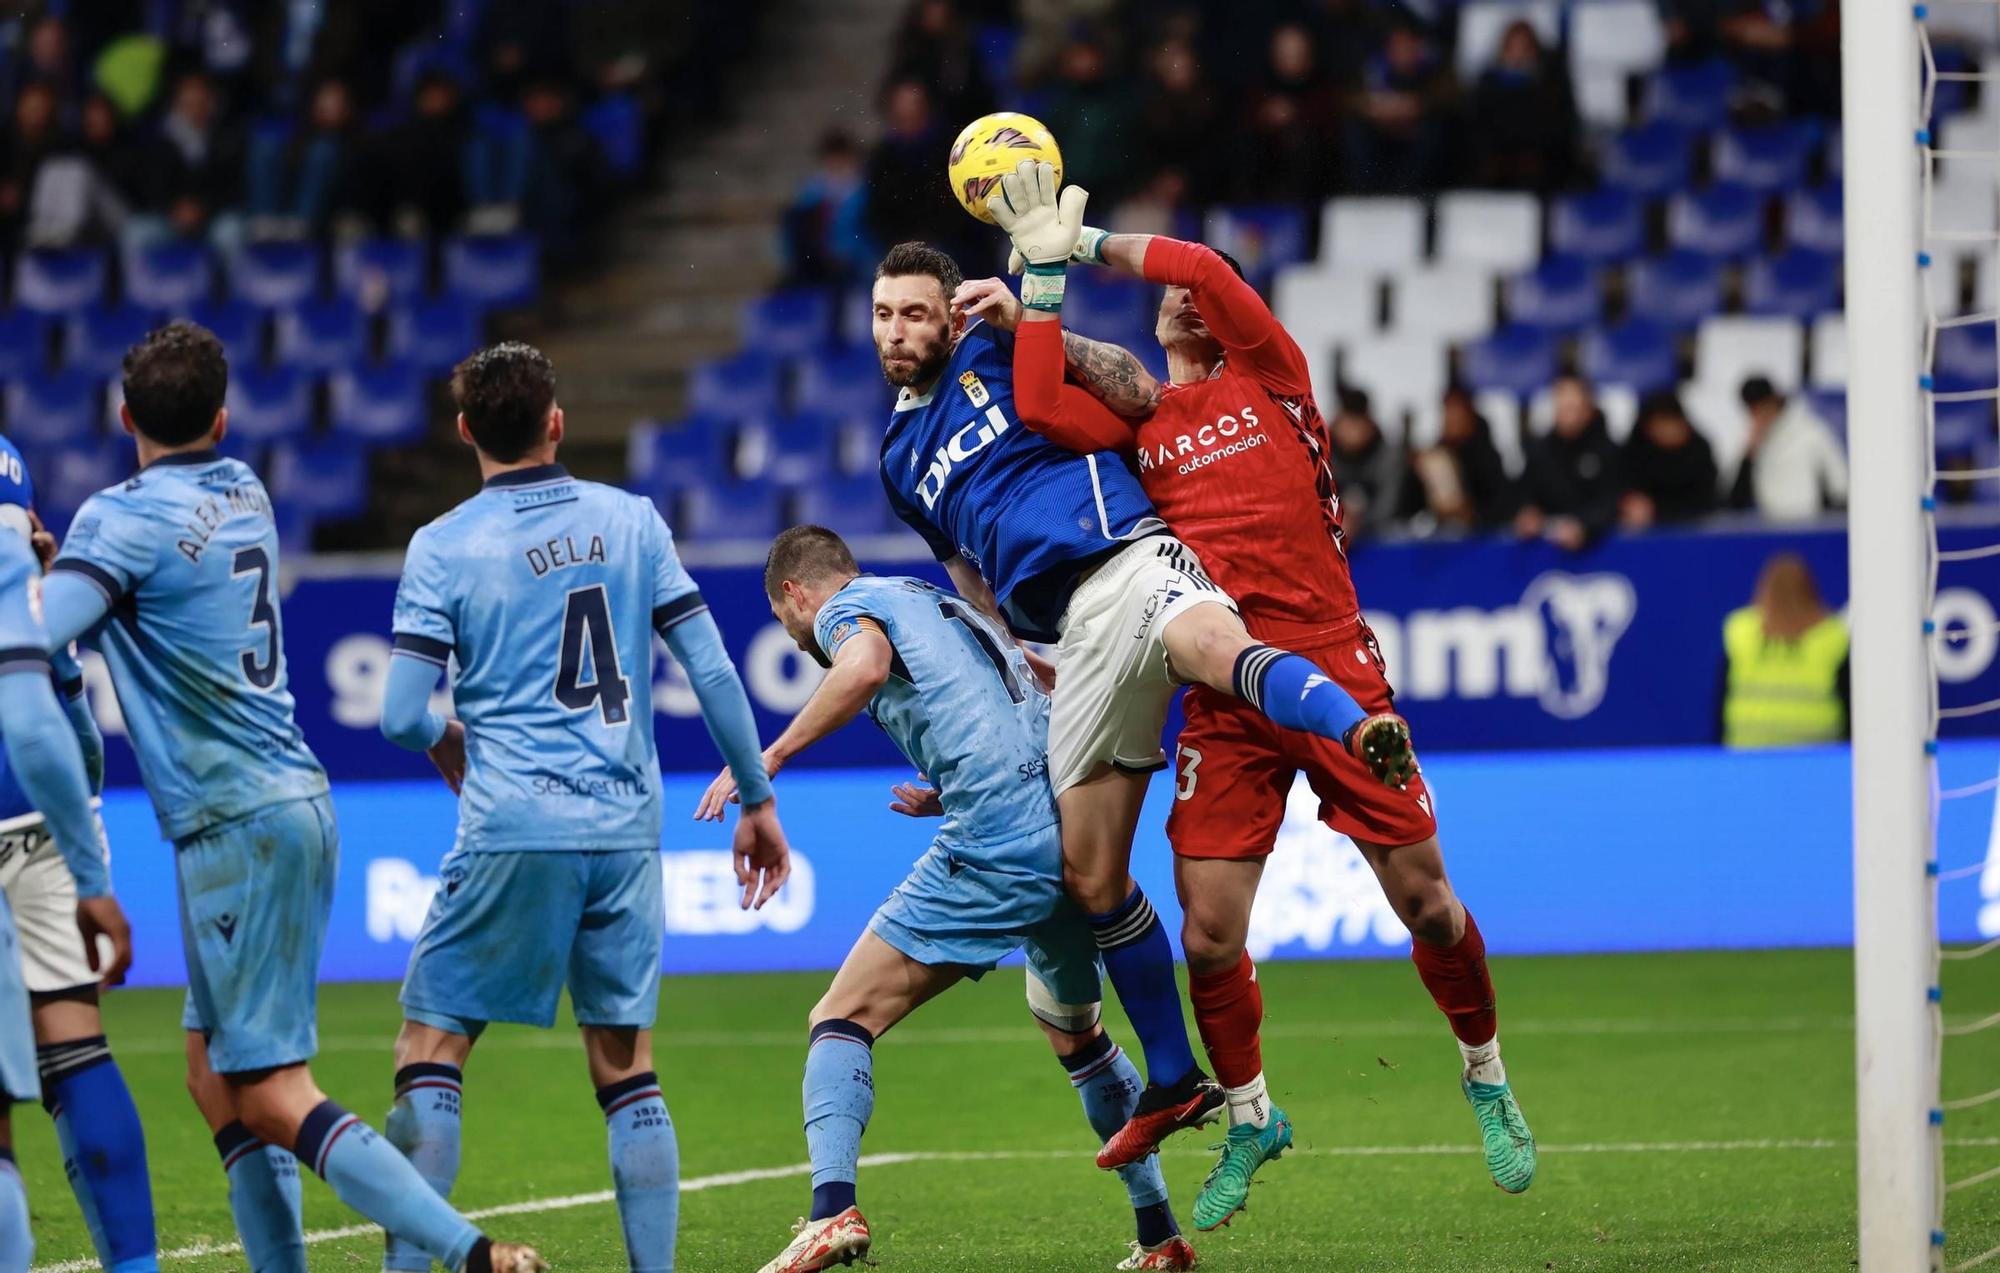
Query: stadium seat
1927,169,1996,244
387,296,481,376
1460,325,1557,398
269,437,370,519
329,361,428,445
1472,389,1528,475
1528,382,1641,442
1434,192,1541,272
122,239,214,312
443,233,540,310
64,303,162,378
1785,182,1843,255
1064,272,1154,333
1339,335,1447,434
689,349,783,421
1319,198,1425,274
182,297,266,369
1601,121,1694,198
1809,312,1849,389
1679,380,1749,471
739,410,841,485
1581,318,1679,393
793,345,892,422
12,247,107,315
1505,254,1603,333
1668,184,1765,259
1933,319,1998,387
1456,0,1562,79
744,289,835,359
1202,205,1310,276
1569,1,1665,124
1550,188,1646,264
1932,374,1994,453
1713,122,1817,194
581,94,644,179
1629,250,1724,330
335,237,428,310
1273,266,1378,344
1391,266,1495,343
0,309,49,380
27,436,125,532
1646,59,1736,132
1807,388,1848,443
225,364,314,444
628,415,738,487
790,471,895,539
228,239,321,309
1824,122,1843,179
274,296,369,373
1695,316,1806,393
3,367,100,446
676,477,786,541
1745,248,1841,320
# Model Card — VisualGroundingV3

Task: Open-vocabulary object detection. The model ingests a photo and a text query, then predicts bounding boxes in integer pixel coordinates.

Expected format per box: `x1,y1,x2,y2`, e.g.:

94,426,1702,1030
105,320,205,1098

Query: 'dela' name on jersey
916,403,1010,511
525,534,608,577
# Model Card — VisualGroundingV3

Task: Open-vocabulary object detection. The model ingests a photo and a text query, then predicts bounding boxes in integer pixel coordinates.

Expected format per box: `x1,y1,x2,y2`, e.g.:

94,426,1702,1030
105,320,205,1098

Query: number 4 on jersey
556,584,630,725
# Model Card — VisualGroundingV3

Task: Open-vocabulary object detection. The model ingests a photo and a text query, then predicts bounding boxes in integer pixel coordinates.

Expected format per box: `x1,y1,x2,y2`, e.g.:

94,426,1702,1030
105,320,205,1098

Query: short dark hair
1213,249,1245,279
875,241,962,301
122,320,227,446
452,342,556,463
1739,375,1781,409
765,525,861,598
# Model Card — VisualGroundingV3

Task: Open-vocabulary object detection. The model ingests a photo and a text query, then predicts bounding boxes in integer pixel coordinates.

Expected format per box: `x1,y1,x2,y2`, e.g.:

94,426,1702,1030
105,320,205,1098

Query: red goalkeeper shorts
1167,620,1438,859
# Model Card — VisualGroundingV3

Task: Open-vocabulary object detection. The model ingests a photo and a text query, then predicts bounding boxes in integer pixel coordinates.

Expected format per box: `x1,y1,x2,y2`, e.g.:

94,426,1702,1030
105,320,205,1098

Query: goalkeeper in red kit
957,161,1535,1229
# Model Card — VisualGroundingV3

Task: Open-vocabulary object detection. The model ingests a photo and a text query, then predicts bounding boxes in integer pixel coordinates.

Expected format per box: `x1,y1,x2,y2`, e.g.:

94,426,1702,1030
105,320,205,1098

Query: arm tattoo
1062,331,1162,418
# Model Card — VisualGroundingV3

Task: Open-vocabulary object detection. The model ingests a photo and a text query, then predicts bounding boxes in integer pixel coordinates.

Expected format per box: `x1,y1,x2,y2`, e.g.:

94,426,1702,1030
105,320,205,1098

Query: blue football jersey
392,465,698,853
815,575,1057,854
51,452,327,841
878,321,1164,641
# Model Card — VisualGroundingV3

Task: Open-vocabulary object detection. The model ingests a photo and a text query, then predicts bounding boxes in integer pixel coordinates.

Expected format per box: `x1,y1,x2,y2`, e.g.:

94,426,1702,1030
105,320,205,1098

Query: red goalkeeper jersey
1013,237,1360,647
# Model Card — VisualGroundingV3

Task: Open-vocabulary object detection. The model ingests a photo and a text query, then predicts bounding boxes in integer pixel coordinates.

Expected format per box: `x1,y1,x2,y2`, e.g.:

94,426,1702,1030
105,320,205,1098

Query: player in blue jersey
0,506,134,1273
869,237,1416,1149
0,441,159,1273
698,526,1195,1273
41,321,547,1273
377,343,792,1273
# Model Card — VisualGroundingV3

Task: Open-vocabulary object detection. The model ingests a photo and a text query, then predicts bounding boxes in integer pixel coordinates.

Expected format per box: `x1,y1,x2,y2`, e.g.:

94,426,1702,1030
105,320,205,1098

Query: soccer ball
947,112,1063,224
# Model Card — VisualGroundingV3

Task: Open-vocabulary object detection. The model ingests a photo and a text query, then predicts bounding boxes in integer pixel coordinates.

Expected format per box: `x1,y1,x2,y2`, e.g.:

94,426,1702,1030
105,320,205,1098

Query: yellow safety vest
1722,608,1849,748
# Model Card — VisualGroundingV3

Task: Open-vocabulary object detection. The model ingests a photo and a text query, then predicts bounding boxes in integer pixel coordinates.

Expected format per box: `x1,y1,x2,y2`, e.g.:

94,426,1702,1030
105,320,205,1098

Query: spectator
1345,20,1450,194
1039,37,1142,205
1237,22,1342,202
247,77,362,235
1329,387,1407,536
888,0,994,125
4,16,80,120
1137,39,1224,197
146,70,244,242
865,79,980,267
79,92,147,209
782,129,869,285
1465,21,1580,192
0,81,66,250
1108,166,1193,239
367,69,472,235
1620,391,1721,528
1727,376,1848,521
1514,373,1622,550
1405,386,1515,531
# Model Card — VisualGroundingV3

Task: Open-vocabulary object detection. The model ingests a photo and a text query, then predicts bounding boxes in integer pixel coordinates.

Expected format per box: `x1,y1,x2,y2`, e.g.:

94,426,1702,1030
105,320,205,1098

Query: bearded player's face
873,275,956,389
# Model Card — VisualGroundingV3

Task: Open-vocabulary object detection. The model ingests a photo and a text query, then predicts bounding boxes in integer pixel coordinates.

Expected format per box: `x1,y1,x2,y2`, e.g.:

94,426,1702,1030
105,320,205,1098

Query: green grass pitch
13,948,2000,1271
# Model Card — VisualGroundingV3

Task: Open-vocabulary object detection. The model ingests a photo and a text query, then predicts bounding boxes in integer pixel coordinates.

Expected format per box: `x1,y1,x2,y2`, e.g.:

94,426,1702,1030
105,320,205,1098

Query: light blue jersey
50,452,326,842
391,464,702,853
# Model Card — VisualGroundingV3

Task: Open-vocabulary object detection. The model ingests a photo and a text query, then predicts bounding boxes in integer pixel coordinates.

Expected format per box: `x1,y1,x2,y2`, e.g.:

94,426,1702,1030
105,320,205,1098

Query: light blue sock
597,1071,679,1273
1059,1032,1175,1245
1232,645,1367,741
0,1150,31,1273
214,1122,306,1273
41,1040,157,1273
384,1063,463,1272
296,1100,481,1271
802,1020,874,1221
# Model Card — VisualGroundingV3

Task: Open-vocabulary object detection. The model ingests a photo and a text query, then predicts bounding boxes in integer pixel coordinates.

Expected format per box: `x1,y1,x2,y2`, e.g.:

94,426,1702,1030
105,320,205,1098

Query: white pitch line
31,1137,2000,1271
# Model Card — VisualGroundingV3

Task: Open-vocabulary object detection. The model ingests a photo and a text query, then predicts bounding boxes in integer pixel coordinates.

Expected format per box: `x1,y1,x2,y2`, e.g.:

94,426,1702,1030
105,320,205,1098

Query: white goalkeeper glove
1005,226,1111,275
990,159,1089,311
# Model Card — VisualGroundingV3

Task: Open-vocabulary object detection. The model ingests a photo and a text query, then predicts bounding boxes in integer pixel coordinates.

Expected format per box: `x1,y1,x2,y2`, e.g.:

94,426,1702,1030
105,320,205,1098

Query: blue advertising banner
69,519,2000,788
96,741,2000,988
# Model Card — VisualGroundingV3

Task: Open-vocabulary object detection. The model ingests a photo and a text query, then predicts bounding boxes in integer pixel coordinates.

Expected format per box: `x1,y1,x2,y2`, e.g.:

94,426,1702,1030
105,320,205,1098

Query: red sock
1187,952,1264,1088
1411,908,1497,1046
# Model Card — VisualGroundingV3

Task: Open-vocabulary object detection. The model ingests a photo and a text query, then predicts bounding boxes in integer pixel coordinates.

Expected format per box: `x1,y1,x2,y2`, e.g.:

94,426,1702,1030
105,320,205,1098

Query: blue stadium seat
274,502,318,555
387,296,480,375
1785,182,1842,255
122,239,214,312
1932,374,1993,453
741,410,841,485
335,237,428,309
1808,388,1847,441
581,94,644,179
1505,255,1602,332
270,437,370,519
443,234,540,310
1601,121,1693,198
330,361,428,445
789,471,893,538
26,436,125,533
1202,205,1310,276
1581,318,1679,393
689,349,783,420
225,364,314,444
744,289,834,359
629,415,738,487
675,477,786,541
1460,324,1557,397
182,297,266,368
65,303,163,378
1713,122,1817,194
1550,189,1645,264
12,247,108,315
1668,184,1764,259
275,296,369,373
1745,248,1840,319
793,345,891,421
0,310,50,380
1646,59,1735,132
228,240,321,309
1936,321,1999,383
1630,250,1724,329
3,367,100,446
1065,273,1154,332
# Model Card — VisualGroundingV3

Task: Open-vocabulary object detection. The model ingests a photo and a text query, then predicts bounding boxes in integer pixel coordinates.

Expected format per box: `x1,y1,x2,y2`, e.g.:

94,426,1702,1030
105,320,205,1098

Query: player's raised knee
1165,603,1252,691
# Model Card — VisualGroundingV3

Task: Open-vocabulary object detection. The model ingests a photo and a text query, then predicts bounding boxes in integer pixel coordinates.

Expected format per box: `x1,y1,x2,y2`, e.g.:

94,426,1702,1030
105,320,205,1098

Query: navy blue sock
803,1020,873,1221
40,1037,157,1272
1232,645,1367,741
1088,888,1197,1089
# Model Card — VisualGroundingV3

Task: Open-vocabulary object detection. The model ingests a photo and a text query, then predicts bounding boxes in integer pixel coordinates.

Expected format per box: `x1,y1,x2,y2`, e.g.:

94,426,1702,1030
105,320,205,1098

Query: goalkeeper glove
1006,225,1110,275
990,159,1089,311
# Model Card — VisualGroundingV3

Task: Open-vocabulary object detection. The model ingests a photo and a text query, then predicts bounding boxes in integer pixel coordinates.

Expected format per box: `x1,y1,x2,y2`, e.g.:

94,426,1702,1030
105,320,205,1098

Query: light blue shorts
868,823,1104,1022
177,795,339,1075
0,893,38,1104
401,847,663,1035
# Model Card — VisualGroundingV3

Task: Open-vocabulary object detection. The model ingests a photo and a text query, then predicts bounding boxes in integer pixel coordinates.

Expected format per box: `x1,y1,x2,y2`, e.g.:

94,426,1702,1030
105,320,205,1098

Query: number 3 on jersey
556,584,630,725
